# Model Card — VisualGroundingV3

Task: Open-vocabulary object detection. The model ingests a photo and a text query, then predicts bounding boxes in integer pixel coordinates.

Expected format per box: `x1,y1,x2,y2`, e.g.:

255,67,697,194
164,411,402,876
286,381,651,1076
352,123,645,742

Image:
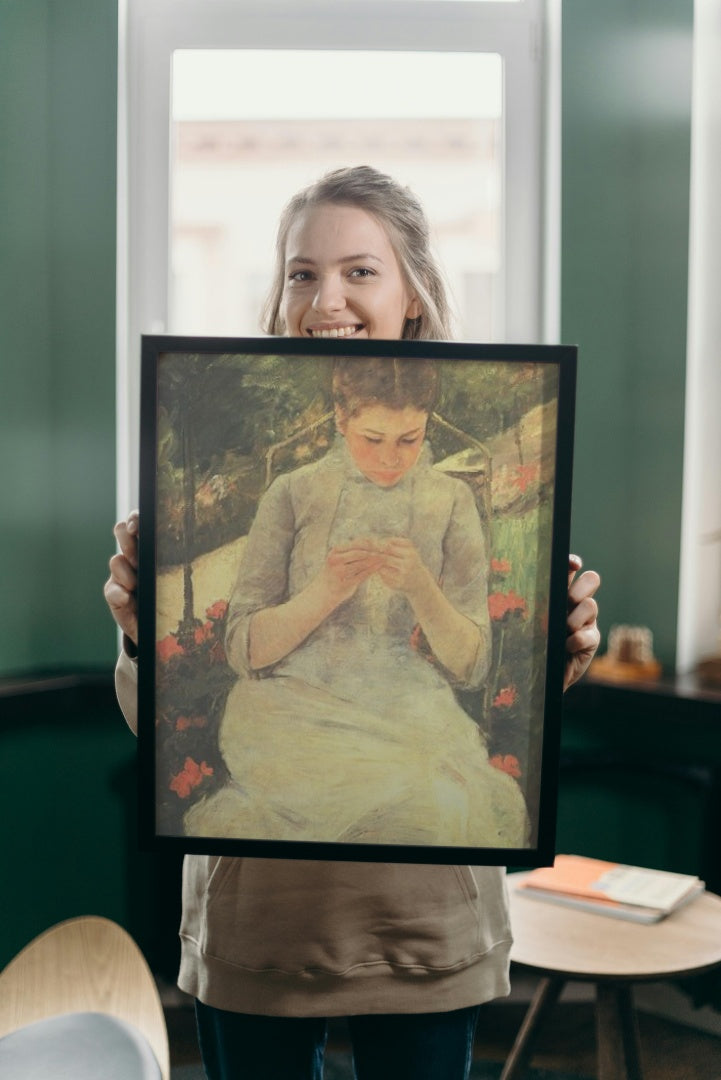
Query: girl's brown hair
262,166,453,341
332,356,439,418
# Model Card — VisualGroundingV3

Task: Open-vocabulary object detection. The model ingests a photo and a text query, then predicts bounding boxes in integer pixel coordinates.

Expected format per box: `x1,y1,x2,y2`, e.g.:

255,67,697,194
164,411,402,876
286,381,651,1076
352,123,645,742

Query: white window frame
116,0,558,512
676,0,721,674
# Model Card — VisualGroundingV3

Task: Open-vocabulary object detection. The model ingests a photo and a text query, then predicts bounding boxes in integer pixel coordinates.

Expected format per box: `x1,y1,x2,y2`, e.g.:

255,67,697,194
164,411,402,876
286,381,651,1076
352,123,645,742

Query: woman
184,355,529,848
106,166,600,1080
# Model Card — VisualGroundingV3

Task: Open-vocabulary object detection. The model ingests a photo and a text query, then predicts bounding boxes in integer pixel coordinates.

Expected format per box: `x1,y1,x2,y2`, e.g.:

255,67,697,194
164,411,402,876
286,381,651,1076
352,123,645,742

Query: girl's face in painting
281,203,421,340
336,404,428,488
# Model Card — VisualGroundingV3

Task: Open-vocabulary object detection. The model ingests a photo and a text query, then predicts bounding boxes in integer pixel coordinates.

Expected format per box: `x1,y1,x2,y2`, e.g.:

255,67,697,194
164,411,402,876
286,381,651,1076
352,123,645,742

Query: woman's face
281,203,421,340
336,403,428,487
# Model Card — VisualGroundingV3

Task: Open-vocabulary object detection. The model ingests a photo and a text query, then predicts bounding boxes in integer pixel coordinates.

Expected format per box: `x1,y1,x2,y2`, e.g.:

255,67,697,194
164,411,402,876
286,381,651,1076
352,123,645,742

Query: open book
515,854,705,923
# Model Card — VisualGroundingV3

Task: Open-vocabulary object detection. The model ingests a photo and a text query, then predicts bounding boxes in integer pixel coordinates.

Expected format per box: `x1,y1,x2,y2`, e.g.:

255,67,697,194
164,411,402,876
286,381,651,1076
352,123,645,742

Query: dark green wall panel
562,1,693,669
0,0,118,675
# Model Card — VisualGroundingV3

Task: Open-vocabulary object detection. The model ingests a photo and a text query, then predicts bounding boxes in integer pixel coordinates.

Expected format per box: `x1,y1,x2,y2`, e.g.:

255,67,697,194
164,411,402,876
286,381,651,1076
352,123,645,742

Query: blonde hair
262,166,453,341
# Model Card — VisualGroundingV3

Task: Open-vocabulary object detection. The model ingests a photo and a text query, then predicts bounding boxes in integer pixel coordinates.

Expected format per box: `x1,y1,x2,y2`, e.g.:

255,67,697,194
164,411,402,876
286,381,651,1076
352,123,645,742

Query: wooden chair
0,915,169,1079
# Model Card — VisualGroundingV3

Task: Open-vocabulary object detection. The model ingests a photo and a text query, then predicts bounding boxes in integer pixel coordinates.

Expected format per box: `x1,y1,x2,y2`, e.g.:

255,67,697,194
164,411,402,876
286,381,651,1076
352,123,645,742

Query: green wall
0,0,132,969
562,0,693,669
0,0,118,675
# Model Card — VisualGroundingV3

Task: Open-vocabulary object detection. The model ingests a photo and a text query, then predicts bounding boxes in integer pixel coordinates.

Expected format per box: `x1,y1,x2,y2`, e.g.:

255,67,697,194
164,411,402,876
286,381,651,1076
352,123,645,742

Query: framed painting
137,336,576,865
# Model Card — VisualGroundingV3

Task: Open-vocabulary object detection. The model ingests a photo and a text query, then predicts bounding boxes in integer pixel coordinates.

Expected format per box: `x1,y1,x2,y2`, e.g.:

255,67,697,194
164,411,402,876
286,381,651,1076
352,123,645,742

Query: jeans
195,999,481,1080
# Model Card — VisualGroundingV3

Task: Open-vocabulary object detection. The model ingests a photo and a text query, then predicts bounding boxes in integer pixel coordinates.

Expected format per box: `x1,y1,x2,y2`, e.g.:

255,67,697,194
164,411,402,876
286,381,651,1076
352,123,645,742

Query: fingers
564,558,601,688
113,510,139,568
568,567,601,608
568,553,583,582
566,591,599,635
108,550,137,592
103,576,139,643
105,511,140,644
331,538,378,556
328,545,383,570
326,546,384,590
566,622,601,657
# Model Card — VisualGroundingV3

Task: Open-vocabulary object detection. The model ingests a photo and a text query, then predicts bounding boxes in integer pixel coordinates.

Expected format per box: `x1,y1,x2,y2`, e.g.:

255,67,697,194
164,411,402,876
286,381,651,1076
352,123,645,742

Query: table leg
499,976,565,1080
596,982,643,1080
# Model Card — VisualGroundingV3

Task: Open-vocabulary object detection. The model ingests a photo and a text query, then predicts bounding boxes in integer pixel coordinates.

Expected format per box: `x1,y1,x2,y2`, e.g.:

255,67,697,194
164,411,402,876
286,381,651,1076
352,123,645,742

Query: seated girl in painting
184,355,530,849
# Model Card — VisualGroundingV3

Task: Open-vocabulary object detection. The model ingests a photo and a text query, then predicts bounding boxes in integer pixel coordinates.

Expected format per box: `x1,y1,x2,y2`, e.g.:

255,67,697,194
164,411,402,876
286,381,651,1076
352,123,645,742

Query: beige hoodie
116,651,512,1016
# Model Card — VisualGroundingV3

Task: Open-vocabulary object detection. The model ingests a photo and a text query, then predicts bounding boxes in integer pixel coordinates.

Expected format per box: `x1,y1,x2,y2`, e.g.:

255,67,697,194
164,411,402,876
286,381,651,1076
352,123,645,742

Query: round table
502,873,721,1080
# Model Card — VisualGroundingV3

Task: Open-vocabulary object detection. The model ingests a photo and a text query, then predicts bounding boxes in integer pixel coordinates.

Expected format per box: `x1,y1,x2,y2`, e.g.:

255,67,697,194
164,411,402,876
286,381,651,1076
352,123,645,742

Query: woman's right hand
247,539,383,670
320,540,384,604
104,510,139,646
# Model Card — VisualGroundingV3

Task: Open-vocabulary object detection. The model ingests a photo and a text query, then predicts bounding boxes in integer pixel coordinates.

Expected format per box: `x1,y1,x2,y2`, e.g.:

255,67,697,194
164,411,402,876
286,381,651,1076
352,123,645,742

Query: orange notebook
516,855,704,923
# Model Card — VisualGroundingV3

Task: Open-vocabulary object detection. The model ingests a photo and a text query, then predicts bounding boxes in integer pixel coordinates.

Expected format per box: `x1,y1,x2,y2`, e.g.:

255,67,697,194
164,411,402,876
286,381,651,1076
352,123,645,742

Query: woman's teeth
310,325,360,338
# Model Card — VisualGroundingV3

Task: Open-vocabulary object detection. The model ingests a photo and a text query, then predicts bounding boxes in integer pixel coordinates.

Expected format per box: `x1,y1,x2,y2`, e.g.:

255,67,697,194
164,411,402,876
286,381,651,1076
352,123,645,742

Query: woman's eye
288,270,313,283
364,436,382,444
349,267,375,279
401,437,420,446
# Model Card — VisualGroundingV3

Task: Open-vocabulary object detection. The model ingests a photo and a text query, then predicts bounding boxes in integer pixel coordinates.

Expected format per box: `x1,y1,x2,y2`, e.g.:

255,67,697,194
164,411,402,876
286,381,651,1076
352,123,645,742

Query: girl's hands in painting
564,554,601,691
373,537,483,684
104,510,140,647
320,541,385,604
247,539,383,670
375,537,430,597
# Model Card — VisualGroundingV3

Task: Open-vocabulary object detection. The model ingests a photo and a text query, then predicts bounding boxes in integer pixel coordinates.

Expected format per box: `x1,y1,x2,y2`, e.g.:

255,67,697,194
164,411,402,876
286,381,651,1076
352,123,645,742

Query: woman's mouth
307,324,364,339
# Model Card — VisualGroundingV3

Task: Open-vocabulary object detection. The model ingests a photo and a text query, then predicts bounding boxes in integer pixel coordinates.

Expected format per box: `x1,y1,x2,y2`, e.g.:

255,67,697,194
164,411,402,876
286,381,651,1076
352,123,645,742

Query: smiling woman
264,167,449,341
281,204,421,340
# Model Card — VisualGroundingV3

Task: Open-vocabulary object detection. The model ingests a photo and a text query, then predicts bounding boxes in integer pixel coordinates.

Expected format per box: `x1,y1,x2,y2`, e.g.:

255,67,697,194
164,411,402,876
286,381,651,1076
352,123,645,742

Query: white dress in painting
185,438,530,849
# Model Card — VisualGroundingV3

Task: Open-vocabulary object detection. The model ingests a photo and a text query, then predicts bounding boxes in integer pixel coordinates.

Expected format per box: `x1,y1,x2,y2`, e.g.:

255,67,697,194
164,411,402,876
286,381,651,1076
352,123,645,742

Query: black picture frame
138,335,576,865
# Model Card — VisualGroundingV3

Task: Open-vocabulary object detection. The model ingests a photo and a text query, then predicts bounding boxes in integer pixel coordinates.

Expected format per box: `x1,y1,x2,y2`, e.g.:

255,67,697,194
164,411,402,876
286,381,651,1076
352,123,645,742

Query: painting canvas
138,336,576,865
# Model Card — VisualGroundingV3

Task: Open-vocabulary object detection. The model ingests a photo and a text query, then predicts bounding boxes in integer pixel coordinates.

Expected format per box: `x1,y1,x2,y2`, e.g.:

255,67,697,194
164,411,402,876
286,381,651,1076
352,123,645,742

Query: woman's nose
380,446,401,466
312,274,345,314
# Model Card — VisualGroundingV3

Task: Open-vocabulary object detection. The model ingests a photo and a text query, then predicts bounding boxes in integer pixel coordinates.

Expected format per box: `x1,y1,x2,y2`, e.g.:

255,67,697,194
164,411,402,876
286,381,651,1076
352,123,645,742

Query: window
118,0,557,509
169,49,503,340
677,2,721,674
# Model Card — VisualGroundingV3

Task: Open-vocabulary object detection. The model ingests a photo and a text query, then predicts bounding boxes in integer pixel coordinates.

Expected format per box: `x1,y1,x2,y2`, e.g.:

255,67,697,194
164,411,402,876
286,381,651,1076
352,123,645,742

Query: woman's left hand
376,537,430,596
565,554,601,691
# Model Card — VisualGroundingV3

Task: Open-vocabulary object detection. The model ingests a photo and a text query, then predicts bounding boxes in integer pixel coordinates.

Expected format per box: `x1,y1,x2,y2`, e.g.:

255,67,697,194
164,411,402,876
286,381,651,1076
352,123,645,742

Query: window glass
170,50,503,340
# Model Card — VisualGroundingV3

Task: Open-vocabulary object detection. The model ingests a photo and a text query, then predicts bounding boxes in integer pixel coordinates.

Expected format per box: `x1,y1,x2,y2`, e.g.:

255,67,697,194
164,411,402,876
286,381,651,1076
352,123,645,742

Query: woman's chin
366,471,404,487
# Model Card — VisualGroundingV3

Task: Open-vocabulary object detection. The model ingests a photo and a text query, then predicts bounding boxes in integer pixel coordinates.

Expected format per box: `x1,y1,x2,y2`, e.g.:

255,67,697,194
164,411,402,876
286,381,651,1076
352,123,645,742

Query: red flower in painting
194,621,214,646
175,714,207,732
169,757,213,799
488,590,527,620
206,599,228,621
493,686,517,708
157,634,184,662
491,558,511,574
512,463,540,493
489,754,522,779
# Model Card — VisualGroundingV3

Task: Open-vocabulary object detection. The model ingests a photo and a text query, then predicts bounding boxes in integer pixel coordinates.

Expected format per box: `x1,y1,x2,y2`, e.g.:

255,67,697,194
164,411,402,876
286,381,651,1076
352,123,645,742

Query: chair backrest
0,915,170,1080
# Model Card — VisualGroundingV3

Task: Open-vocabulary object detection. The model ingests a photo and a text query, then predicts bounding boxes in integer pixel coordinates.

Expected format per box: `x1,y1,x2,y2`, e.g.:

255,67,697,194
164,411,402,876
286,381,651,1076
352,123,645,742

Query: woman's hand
247,540,383,670
320,540,385,604
376,537,430,597
565,554,601,691
104,511,139,646
375,537,484,683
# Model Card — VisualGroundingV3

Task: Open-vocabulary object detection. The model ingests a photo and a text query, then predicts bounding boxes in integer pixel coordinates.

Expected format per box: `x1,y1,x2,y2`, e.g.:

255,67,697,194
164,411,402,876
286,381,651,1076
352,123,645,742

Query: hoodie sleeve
115,645,139,736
